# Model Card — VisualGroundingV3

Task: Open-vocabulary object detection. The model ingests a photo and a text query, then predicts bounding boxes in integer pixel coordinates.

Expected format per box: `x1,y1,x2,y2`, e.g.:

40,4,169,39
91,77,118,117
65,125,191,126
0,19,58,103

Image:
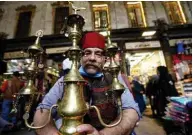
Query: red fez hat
82,32,105,50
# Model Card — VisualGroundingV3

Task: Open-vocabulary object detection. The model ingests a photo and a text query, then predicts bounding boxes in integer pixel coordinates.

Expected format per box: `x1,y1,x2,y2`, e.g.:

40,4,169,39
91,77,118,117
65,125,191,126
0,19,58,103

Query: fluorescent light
3,72,12,75
127,2,140,5
142,31,156,37
93,4,108,8
11,60,17,63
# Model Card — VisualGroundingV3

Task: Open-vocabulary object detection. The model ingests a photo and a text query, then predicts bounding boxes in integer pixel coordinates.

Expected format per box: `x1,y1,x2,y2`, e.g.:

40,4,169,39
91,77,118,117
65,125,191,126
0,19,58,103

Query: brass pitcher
21,30,44,122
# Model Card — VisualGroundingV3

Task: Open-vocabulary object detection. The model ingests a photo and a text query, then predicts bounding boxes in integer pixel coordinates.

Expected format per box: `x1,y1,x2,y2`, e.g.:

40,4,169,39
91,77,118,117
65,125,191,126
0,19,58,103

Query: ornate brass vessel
11,30,44,119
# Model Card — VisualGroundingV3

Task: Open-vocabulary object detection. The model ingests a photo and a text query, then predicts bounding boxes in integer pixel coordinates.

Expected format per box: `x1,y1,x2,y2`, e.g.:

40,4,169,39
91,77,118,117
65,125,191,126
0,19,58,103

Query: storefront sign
125,41,161,49
4,51,29,59
46,47,70,54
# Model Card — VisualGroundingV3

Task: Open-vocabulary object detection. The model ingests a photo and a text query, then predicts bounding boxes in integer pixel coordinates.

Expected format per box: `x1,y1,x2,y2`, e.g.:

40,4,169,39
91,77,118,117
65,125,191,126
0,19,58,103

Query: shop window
15,11,32,38
163,1,186,24
126,1,146,28
54,7,69,34
92,4,110,30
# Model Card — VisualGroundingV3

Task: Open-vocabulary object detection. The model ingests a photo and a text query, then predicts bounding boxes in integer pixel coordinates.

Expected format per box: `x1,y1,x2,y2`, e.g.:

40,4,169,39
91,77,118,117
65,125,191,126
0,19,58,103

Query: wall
0,1,192,39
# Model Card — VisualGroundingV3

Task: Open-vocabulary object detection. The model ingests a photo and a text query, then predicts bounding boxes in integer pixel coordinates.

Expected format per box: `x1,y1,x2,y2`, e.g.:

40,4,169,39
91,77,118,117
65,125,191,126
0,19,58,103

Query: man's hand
76,124,101,135
34,109,60,135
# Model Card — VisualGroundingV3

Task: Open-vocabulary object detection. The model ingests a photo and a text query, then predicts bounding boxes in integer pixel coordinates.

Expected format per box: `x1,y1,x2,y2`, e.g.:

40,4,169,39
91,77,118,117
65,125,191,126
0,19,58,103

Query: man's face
81,48,105,74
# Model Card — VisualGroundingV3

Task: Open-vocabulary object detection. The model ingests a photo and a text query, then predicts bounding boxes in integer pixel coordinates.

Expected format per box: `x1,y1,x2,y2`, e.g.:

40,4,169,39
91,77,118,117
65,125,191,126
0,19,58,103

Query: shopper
61,58,72,76
145,75,159,117
155,66,179,117
1,71,23,125
131,76,146,114
33,32,140,135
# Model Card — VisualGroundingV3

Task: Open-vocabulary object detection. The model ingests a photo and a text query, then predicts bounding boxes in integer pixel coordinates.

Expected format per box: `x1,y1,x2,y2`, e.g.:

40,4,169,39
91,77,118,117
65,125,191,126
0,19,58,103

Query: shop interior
126,50,166,85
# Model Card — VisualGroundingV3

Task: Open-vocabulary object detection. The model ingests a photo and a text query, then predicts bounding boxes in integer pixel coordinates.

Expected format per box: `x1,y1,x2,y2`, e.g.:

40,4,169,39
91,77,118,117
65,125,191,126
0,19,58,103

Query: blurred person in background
131,76,146,114
155,66,179,117
145,75,159,117
0,71,23,126
61,58,72,77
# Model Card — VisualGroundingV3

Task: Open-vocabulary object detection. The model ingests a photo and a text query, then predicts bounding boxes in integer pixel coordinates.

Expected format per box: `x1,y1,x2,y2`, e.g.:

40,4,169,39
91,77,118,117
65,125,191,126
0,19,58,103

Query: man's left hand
76,124,101,135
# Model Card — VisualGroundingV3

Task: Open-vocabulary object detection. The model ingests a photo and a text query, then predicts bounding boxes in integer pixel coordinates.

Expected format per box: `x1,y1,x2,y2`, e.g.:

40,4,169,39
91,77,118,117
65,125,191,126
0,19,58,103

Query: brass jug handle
90,104,122,128
23,104,58,129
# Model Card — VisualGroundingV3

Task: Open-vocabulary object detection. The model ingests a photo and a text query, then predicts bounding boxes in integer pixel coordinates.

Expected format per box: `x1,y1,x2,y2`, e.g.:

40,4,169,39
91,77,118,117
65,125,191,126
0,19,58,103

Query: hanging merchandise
176,40,185,54
181,61,190,75
173,54,191,81
173,61,190,81
173,55,184,80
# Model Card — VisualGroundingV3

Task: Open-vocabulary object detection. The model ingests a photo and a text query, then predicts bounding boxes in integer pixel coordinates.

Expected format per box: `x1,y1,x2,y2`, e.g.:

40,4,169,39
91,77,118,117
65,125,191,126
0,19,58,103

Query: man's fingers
76,124,95,134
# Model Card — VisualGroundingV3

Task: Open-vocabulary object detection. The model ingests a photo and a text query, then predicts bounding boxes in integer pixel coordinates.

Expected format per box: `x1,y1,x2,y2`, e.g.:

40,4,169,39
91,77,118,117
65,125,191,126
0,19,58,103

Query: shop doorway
126,50,166,85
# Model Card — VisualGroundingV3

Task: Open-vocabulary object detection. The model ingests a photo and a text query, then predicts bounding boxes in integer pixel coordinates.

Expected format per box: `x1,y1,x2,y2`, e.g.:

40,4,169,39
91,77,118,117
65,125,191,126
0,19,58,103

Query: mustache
85,62,101,68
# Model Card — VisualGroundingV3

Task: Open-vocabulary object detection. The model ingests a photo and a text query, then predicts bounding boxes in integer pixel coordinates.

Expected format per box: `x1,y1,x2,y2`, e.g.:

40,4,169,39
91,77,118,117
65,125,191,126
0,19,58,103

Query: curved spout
90,97,123,128
23,104,58,129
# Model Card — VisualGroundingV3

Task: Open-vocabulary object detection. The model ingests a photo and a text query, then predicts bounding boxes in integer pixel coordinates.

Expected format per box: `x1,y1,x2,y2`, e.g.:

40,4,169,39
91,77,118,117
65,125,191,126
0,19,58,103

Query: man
61,58,72,77
1,71,23,125
33,32,140,135
131,76,146,114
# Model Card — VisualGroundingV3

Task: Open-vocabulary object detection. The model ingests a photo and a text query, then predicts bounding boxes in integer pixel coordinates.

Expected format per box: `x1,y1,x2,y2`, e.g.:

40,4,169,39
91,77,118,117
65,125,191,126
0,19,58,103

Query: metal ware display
20,30,44,95
11,30,44,120
24,2,124,135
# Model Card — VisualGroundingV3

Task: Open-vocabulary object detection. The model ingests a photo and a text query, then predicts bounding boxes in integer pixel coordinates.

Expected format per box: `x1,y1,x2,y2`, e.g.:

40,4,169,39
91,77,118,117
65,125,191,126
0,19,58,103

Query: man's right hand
34,109,60,135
